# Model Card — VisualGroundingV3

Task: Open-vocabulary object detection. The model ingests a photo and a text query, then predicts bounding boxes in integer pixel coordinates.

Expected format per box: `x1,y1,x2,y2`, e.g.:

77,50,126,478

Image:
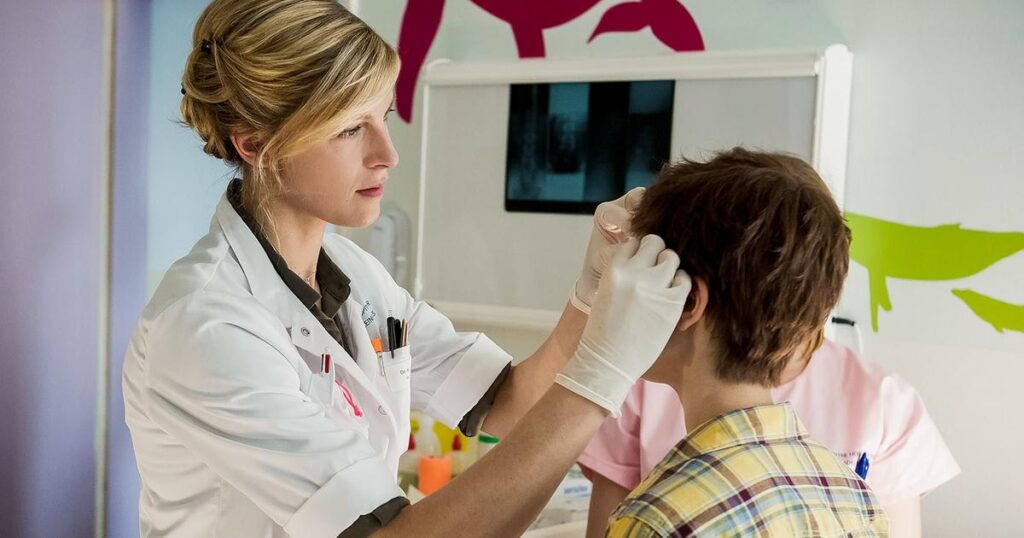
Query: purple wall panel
108,0,151,536
0,0,105,535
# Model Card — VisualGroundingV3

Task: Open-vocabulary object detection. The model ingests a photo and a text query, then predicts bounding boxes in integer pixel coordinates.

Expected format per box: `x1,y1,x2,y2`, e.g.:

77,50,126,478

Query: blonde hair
180,0,399,244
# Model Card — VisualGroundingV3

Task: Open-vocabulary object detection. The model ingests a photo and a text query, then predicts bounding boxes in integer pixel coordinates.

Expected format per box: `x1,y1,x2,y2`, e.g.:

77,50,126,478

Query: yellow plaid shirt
606,403,888,537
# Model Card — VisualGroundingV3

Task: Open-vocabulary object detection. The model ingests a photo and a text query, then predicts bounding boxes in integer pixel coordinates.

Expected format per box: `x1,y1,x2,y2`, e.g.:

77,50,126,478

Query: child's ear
677,277,708,331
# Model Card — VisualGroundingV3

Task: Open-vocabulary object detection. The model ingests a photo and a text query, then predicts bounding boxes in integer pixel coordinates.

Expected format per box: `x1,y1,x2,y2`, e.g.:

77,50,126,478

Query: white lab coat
123,193,511,537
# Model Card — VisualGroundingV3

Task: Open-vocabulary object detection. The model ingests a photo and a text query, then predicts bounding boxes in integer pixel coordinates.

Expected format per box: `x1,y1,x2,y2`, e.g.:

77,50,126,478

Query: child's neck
675,366,774,434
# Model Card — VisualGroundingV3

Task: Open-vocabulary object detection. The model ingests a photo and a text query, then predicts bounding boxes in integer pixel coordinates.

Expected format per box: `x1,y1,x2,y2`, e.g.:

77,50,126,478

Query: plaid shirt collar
675,403,808,459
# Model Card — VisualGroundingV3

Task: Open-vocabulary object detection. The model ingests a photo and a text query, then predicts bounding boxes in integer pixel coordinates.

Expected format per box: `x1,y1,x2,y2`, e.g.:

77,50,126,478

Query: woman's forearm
480,303,588,438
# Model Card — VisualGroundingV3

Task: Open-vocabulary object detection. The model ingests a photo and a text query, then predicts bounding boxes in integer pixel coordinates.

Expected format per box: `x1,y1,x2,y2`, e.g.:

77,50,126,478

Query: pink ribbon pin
336,380,363,417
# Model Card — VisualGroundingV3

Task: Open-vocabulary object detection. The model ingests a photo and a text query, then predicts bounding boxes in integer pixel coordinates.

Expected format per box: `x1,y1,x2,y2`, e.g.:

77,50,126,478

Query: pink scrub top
579,339,960,505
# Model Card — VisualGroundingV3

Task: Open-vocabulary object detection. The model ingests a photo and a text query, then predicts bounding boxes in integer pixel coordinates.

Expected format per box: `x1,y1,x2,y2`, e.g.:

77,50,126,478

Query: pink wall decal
472,0,604,58
396,0,448,124
590,0,704,52
395,0,705,122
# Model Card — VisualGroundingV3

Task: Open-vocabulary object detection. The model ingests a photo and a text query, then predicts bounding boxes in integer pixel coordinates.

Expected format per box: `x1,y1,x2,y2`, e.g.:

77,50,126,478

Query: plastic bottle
415,414,441,456
417,454,452,495
433,419,458,455
450,435,473,476
397,433,419,491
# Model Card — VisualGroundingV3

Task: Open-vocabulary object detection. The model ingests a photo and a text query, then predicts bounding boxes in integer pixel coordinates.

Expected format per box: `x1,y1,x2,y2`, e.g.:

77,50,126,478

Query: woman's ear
229,131,262,166
677,277,708,332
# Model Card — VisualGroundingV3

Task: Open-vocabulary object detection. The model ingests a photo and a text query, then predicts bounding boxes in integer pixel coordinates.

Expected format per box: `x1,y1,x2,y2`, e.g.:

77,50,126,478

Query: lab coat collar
214,193,339,360
214,194,299,328
214,193,400,438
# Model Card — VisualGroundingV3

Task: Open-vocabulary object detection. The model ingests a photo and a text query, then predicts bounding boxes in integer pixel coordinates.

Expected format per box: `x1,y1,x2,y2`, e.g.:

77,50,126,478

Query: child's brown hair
632,148,850,386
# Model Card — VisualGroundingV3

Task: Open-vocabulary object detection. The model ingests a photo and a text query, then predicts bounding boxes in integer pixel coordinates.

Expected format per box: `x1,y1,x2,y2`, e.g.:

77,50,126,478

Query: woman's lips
356,184,385,198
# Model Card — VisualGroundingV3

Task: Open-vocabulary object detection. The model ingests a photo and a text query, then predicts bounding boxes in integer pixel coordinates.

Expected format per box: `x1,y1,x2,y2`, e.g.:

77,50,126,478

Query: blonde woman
123,1,688,536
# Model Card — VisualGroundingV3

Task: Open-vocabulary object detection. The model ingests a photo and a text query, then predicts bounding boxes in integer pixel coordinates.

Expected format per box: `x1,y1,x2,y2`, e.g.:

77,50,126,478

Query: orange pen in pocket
371,338,384,375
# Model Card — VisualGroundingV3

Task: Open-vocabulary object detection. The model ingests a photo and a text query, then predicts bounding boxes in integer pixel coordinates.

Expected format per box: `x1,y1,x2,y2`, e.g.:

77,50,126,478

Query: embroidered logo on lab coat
361,300,377,327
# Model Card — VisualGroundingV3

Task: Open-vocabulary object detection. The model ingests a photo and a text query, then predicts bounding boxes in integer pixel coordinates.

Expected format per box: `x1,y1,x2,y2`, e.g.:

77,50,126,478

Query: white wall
357,1,1024,535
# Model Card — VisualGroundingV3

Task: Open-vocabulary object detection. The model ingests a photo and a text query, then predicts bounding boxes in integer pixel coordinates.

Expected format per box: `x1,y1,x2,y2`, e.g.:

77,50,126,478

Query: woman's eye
338,125,362,138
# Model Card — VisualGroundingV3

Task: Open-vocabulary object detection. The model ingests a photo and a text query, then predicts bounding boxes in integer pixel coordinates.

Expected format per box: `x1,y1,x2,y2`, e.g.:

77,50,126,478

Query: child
605,148,888,537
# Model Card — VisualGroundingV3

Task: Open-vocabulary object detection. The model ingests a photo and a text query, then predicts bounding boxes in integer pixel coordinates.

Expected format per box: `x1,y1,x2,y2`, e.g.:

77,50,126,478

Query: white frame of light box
415,45,853,331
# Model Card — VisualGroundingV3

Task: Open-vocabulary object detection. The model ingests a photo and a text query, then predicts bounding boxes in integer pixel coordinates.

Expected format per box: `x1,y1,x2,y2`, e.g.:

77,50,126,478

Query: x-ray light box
416,46,853,329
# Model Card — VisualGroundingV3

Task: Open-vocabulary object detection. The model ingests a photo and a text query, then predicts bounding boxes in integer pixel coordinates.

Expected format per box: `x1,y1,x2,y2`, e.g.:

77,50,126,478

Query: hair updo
180,0,398,242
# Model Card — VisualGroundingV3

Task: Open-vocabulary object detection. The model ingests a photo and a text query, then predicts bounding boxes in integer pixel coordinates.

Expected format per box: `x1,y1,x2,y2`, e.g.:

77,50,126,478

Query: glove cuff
556,340,636,417
554,374,621,418
568,280,592,315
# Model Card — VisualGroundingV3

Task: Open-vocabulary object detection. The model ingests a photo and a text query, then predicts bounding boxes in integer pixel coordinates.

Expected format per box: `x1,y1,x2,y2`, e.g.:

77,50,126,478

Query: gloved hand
570,187,646,314
556,235,691,416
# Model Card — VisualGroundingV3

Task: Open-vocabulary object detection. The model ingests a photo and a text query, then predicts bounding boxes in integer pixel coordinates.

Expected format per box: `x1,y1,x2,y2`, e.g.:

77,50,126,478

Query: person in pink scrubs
580,338,960,538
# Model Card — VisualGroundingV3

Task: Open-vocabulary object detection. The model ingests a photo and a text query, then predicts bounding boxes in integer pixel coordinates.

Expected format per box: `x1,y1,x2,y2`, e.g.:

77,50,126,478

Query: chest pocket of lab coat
295,348,334,408
381,346,412,457
307,371,335,408
383,347,412,393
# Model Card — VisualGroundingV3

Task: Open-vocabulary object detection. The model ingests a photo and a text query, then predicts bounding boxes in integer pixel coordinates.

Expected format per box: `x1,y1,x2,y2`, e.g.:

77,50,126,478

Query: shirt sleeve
457,363,512,437
578,385,645,490
144,292,406,537
338,497,409,537
866,373,961,504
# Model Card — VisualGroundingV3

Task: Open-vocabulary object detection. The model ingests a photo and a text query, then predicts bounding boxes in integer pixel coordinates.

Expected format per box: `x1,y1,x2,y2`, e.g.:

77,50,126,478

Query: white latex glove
556,235,691,417
570,187,646,314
